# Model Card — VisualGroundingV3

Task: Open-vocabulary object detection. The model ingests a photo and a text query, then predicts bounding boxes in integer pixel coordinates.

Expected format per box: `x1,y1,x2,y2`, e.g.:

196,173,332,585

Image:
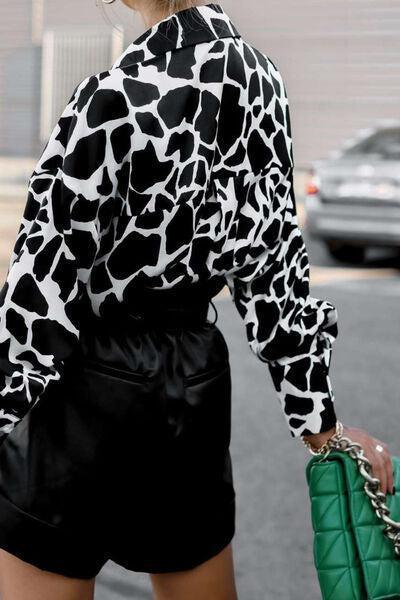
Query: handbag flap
306,451,400,600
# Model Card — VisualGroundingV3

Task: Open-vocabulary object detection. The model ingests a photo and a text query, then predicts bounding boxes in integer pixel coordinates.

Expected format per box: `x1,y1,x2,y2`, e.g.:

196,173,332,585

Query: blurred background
0,1,400,598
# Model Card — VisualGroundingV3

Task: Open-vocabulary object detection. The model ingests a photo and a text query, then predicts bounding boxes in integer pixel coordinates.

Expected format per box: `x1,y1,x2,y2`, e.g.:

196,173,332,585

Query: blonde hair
98,0,197,31
154,0,194,15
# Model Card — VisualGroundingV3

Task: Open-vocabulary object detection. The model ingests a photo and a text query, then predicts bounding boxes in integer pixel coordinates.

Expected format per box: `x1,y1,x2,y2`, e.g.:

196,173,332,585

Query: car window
343,128,400,159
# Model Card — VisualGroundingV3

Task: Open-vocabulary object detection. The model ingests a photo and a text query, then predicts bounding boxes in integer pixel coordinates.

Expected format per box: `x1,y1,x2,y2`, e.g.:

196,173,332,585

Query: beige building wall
227,0,400,167
1,0,399,167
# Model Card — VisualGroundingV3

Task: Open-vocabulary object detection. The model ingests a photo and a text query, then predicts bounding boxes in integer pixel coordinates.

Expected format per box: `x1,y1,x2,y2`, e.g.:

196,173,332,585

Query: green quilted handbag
306,439,400,600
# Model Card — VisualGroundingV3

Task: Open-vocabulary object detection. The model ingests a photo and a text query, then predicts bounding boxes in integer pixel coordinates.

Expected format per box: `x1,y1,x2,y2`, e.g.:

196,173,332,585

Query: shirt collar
111,2,241,70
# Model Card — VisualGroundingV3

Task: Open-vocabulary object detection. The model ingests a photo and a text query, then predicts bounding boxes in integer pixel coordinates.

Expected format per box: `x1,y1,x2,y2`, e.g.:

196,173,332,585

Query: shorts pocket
80,356,151,384
184,361,230,387
181,362,232,453
162,361,233,504
69,357,165,459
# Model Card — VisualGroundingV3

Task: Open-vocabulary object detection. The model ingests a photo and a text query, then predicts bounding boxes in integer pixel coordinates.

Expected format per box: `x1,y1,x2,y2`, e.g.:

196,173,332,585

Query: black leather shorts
0,281,236,579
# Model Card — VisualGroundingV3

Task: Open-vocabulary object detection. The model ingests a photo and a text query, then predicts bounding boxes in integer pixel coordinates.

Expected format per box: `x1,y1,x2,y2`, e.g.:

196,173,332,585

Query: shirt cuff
268,359,337,438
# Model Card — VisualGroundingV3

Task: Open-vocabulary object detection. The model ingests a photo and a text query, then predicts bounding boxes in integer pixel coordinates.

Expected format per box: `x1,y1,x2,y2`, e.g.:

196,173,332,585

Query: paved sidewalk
92,276,400,599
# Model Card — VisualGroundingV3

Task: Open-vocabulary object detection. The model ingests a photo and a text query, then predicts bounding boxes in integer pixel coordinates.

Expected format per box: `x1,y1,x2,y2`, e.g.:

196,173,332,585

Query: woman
0,1,393,599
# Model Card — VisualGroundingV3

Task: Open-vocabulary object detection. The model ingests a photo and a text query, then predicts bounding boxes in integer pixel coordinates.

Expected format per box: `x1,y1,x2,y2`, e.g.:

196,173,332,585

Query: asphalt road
0,196,399,599
94,234,400,599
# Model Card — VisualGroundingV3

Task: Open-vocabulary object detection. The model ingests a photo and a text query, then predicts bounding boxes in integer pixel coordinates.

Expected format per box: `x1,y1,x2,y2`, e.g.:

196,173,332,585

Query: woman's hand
303,425,395,496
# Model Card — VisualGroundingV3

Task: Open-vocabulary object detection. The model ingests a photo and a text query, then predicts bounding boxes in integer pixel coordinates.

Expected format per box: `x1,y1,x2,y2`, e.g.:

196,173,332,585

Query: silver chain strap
318,433,400,557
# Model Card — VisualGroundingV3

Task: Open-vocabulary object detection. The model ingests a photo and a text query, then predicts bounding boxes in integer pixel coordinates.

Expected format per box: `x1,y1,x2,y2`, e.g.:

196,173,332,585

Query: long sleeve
214,63,339,439
0,75,101,445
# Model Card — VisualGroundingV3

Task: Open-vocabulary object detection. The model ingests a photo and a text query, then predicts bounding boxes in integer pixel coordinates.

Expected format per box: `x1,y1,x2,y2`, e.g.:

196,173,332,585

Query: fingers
368,439,393,496
341,427,394,496
368,449,386,495
386,455,395,495
377,456,388,496
382,442,394,495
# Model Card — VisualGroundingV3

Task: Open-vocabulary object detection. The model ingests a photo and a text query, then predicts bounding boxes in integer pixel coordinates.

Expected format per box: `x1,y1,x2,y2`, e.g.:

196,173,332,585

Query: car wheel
326,242,366,264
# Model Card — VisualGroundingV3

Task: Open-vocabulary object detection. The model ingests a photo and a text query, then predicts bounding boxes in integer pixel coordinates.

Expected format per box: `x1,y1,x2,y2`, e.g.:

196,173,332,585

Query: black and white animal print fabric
0,2,338,441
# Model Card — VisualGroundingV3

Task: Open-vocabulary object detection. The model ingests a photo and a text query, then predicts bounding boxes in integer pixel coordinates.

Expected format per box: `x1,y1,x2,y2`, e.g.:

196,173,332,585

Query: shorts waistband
85,279,224,330
126,292,210,328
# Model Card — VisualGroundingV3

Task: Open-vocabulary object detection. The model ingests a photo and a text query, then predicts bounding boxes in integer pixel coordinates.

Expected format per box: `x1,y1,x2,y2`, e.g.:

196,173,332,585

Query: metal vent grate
40,26,123,141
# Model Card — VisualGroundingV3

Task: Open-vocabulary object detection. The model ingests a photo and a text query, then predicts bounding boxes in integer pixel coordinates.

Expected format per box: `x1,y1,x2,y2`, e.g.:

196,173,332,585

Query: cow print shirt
0,2,339,442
